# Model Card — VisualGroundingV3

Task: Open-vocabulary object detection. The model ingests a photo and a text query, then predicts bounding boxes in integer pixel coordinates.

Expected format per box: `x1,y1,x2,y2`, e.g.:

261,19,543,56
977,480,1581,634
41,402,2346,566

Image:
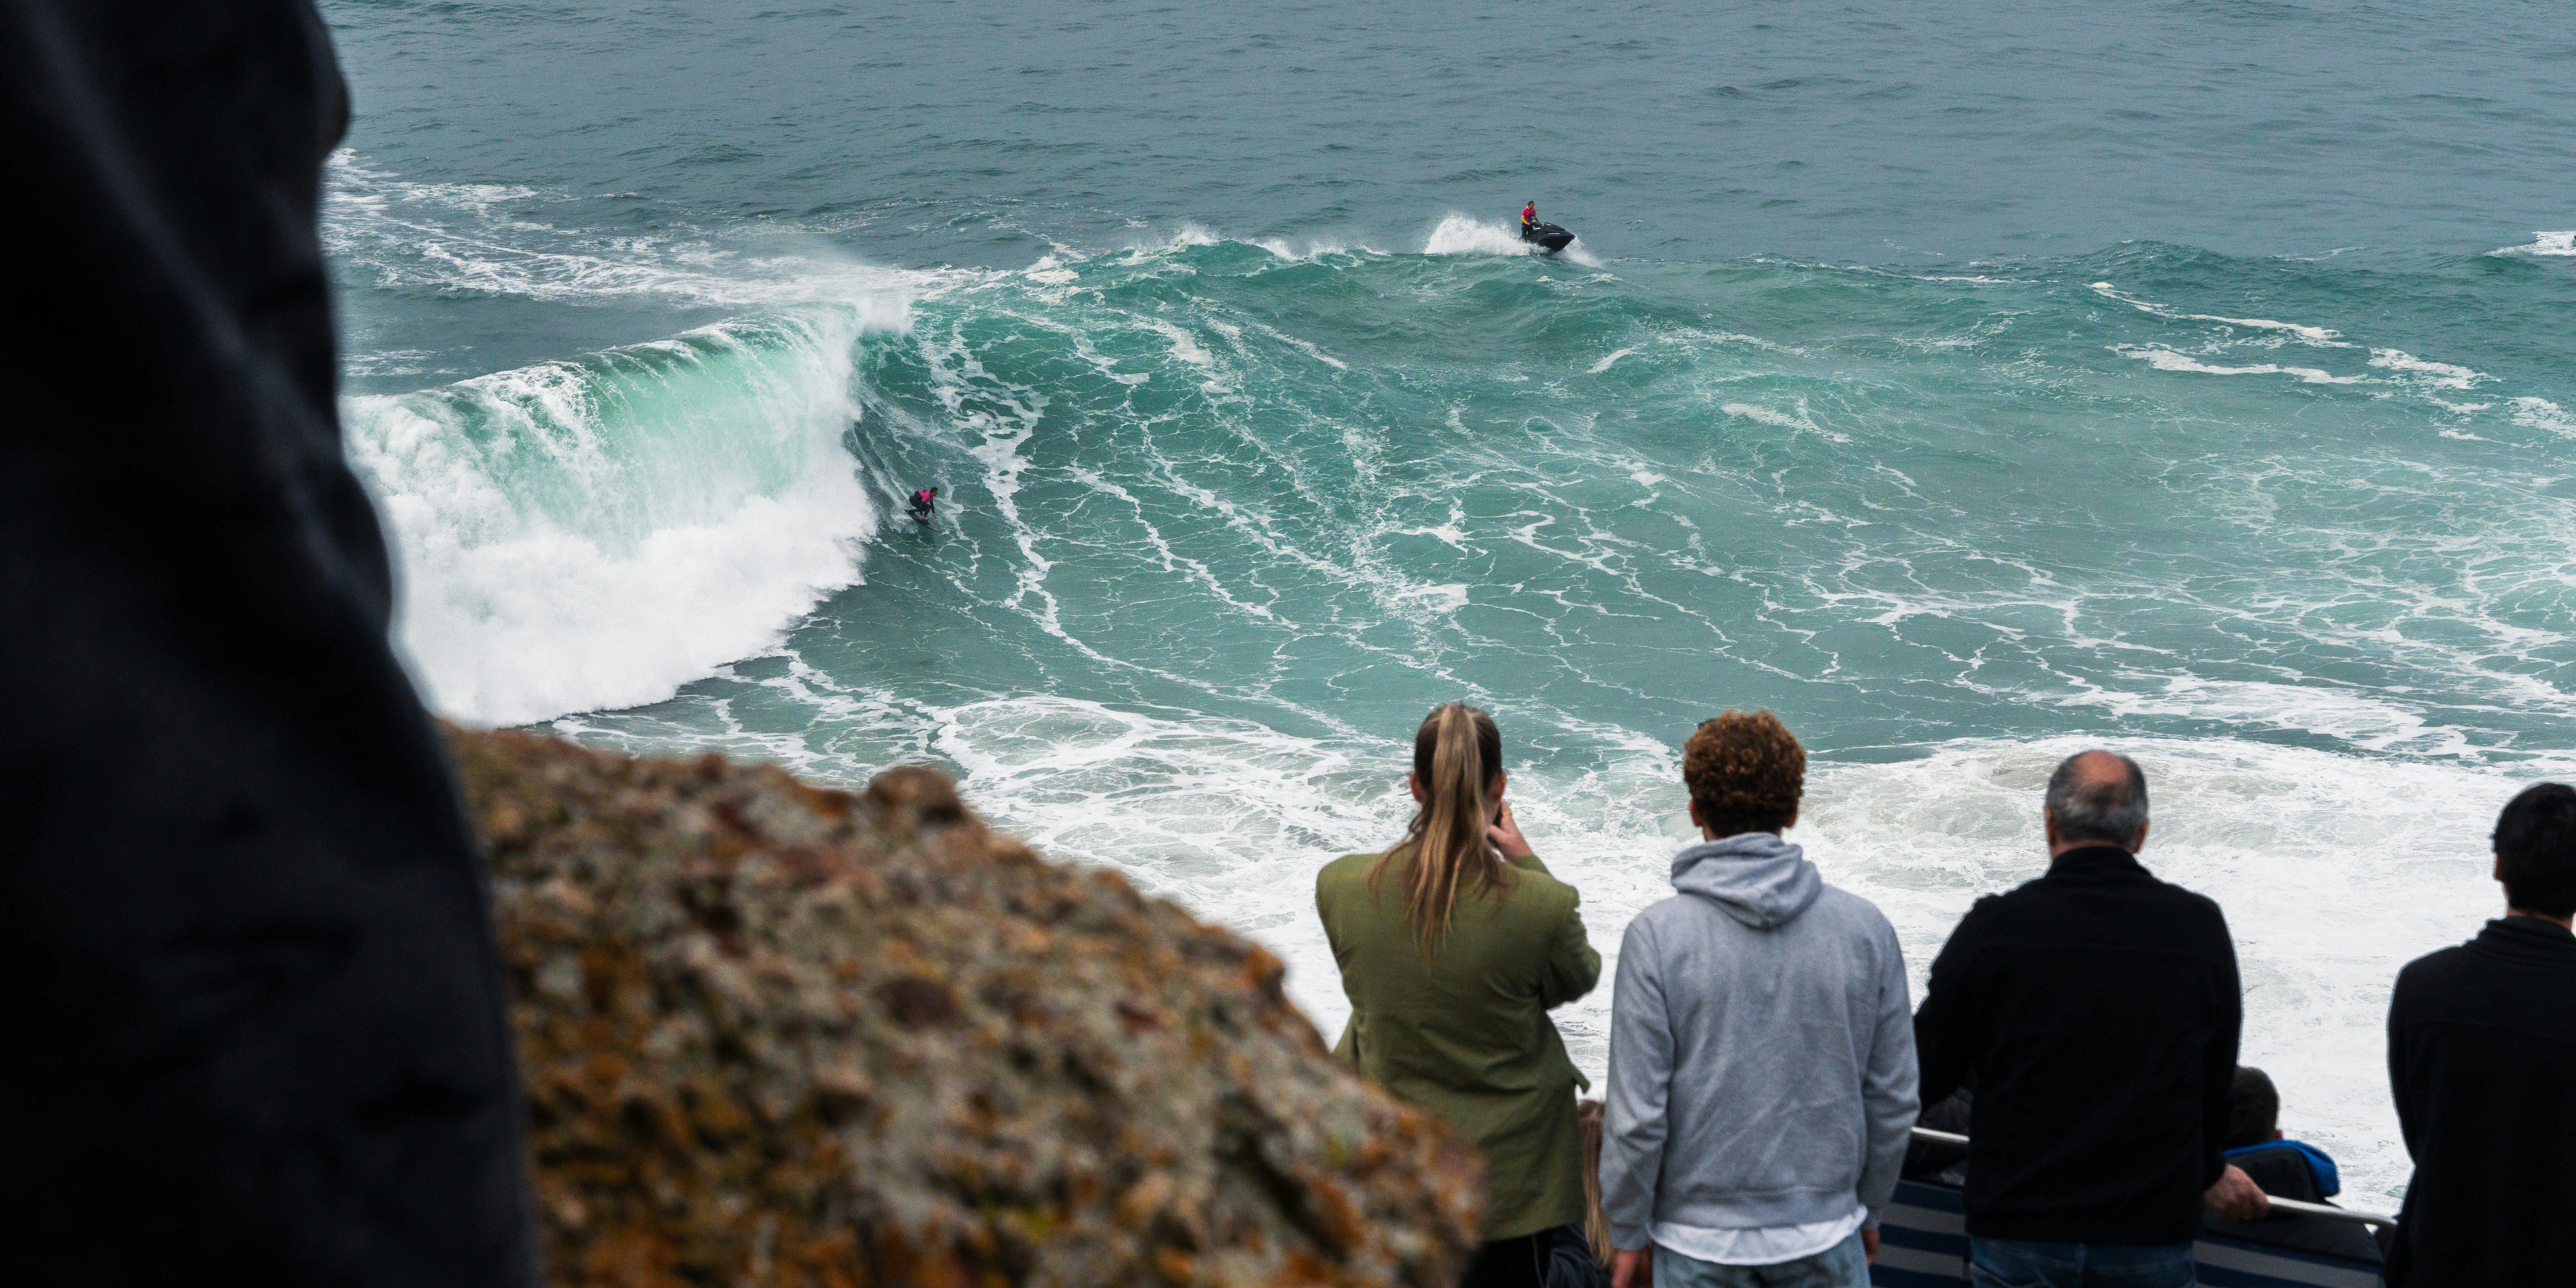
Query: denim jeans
1967,1238,2197,1288
1650,1232,1871,1288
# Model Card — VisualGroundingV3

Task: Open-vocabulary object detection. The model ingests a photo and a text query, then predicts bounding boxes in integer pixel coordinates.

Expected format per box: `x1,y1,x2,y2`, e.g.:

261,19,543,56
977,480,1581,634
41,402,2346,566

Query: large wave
345,306,889,725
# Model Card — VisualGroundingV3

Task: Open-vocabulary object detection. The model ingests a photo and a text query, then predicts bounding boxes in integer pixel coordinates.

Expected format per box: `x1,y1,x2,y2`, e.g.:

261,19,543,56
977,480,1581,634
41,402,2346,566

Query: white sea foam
1141,317,1217,369
1587,347,1640,374
2089,282,2347,345
2367,349,2486,390
2111,344,2361,384
1424,213,1539,257
2490,231,2576,257
1394,582,1472,612
1721,399,1853,442
2057,675,2474,756
2510,396,2576,435
1253,236,1369,260
2104,308,2518,424
1247,321,1351,369
2088,282,2516,416
345,307,885,725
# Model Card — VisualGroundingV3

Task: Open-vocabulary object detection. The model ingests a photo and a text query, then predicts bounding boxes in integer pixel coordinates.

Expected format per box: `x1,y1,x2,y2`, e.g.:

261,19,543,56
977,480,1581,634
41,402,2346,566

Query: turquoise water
322,0,2576,1210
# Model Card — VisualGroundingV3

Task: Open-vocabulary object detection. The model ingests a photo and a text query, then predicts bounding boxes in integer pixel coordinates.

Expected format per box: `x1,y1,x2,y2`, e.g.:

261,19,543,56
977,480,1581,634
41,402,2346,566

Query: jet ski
1520,221,1575,253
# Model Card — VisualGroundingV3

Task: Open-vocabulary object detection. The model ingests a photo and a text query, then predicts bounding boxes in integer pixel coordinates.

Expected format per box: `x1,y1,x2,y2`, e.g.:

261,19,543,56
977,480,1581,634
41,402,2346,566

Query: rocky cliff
448,728,1481,1288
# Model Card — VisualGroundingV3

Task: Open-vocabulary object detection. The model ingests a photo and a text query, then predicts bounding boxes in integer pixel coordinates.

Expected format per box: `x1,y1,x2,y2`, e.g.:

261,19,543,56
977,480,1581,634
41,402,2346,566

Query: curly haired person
1598,712,1918,1288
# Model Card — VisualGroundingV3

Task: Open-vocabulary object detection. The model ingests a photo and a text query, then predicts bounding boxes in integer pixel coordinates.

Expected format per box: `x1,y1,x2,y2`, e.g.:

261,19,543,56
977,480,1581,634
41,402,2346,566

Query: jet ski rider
1521,201,1537,237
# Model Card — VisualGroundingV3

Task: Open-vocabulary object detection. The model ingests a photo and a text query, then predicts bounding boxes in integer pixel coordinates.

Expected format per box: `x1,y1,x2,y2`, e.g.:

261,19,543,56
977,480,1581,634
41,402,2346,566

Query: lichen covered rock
448,728,1481,1288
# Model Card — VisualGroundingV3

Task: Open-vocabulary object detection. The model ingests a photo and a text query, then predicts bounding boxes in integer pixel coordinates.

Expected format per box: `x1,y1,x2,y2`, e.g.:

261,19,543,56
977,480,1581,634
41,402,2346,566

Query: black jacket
1914,845,2241,1244
2,3,536,1283
2385,916,2576,1287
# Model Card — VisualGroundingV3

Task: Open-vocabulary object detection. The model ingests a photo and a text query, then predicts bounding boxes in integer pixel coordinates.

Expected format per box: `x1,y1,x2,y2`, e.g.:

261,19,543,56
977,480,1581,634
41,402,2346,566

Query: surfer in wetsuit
908,487,937,525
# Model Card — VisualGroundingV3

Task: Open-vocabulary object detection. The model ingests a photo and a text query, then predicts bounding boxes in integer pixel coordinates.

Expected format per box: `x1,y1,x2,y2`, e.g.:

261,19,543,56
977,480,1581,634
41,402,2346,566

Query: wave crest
346,307,884,725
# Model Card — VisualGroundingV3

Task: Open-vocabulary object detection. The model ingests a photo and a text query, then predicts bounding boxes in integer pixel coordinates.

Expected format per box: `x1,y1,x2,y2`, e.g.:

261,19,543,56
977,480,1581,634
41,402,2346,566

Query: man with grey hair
1912,750,2268,1288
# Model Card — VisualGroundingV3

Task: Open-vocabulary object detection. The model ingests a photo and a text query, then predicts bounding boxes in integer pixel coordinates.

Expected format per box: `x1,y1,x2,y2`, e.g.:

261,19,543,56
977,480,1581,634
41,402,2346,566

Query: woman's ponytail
1370,701,1511,951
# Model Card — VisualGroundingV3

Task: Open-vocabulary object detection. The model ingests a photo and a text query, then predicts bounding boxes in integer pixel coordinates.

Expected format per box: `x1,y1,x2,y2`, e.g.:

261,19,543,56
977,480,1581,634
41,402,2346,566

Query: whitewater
317,0,2576,1214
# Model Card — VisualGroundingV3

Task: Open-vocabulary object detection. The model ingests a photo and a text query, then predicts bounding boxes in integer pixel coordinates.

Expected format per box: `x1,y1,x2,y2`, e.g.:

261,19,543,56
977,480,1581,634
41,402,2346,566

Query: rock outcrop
449,728,1481,1288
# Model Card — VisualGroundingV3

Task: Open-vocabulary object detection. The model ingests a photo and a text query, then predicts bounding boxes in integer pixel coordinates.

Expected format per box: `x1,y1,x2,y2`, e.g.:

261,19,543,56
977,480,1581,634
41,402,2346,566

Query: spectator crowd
1318,704,2576,1288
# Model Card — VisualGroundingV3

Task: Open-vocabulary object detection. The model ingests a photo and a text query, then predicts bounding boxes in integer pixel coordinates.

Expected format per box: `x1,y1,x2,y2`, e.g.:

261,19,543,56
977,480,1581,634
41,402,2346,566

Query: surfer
908,487,938,525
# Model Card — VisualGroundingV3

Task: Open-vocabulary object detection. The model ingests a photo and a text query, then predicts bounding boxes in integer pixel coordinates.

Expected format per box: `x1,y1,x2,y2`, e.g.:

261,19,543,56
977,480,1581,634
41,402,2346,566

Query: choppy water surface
322,0,2576,1210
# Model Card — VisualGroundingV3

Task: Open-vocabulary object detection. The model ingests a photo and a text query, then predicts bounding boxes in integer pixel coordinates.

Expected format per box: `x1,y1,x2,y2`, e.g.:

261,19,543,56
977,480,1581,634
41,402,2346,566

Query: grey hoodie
1599,832,1919,1251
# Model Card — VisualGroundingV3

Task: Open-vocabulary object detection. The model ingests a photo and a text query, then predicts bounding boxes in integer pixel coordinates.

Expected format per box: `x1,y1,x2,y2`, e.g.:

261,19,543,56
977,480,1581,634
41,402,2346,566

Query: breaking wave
345,307,888,725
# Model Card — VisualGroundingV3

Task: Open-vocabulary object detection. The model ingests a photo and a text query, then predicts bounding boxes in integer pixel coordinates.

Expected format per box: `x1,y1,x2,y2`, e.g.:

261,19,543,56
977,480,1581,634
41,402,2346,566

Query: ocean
320,0,2576,1212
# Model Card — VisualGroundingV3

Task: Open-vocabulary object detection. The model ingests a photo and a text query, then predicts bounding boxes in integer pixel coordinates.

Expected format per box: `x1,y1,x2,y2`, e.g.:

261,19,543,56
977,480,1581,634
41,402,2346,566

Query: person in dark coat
2384,782,2576,1286
1,3,539,1284
1899,1087,1973,1186
1912,750,2267,1288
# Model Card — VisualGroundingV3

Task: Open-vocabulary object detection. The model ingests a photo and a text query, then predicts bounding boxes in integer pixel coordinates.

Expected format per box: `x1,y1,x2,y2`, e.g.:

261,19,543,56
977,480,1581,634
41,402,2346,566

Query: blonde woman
1316,703,1604,1288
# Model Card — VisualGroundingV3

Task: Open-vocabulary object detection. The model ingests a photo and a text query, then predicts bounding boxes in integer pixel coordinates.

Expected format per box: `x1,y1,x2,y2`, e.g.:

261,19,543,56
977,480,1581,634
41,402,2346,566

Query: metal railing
1907,1126,2398,1229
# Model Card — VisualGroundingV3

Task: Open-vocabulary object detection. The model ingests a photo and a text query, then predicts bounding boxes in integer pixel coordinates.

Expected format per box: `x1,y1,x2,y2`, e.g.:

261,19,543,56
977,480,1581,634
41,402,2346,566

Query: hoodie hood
1671,832,1824,929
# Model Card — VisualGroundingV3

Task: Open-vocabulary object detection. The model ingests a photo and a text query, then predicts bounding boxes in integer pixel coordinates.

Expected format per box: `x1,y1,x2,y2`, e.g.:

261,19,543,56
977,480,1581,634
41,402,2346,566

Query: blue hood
1670,831,1824,929
2224,1139,2343,1198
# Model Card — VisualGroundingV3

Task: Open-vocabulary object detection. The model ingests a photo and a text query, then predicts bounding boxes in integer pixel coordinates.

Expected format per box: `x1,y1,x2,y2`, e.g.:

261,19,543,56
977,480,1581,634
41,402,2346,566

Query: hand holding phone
1488,798,1535,862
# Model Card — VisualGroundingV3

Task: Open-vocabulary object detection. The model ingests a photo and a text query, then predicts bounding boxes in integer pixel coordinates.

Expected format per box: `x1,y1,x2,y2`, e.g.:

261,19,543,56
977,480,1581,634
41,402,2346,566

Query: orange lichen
449,727,1481,1288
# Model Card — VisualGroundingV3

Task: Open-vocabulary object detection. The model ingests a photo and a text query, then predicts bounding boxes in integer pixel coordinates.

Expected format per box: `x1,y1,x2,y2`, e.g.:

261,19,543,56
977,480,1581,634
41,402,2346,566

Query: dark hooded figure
1,3,540,1284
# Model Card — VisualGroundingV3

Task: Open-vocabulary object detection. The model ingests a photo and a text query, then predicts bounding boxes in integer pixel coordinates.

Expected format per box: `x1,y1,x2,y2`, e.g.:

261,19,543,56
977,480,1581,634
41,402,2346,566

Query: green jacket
1315,850,1602,1240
